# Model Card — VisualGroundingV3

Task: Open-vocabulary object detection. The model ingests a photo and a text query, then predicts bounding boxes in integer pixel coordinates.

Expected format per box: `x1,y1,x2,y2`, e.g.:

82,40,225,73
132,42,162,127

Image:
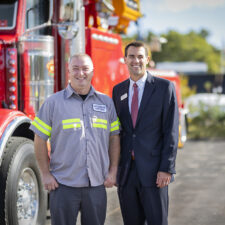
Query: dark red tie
131,83,138,128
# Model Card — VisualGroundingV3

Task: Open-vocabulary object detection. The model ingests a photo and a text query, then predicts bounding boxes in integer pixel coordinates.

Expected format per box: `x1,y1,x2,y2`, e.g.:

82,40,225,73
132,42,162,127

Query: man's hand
34,135,59,192
156,171,172,188
105,134,120,188
104,170,117,188
42,172,59,191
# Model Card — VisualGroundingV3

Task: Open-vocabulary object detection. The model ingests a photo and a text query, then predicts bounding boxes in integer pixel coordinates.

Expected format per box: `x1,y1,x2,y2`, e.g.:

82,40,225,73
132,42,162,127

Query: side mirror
57,22,79,40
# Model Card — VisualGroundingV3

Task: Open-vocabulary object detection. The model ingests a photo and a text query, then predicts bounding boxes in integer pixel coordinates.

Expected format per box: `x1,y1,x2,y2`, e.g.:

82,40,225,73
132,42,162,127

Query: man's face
124,46,150,80
68,56,93,92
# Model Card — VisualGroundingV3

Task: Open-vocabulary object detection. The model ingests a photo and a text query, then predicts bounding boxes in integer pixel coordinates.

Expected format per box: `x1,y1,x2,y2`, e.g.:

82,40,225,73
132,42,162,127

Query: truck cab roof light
9,68,16,74
9,104,16,109
9,77,16,83
9,86,16,92
8,59,16,66
9,95,16,101
8,50,16,55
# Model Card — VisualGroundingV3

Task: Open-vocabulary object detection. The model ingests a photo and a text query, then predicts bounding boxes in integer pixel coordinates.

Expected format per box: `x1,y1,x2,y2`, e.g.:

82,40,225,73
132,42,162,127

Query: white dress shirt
128,72,147,113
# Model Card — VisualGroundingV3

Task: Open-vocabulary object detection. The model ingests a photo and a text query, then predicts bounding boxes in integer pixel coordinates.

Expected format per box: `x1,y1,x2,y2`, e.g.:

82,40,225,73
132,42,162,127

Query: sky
127,0,225,49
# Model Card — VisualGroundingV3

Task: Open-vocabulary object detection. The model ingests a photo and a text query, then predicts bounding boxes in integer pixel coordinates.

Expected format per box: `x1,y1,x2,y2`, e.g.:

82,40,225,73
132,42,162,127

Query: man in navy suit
112,41,179,225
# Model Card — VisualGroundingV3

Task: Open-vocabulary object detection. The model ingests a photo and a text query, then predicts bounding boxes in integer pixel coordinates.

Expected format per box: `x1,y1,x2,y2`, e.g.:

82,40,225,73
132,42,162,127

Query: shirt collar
65,84,96,98
129,72,147,88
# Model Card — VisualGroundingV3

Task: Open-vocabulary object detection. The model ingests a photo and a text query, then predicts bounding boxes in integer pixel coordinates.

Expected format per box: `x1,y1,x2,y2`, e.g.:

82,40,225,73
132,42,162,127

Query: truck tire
0,137,47,225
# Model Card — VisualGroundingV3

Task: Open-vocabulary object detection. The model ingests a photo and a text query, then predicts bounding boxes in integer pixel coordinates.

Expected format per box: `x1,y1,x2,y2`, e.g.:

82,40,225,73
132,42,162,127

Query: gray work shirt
30,84,120,187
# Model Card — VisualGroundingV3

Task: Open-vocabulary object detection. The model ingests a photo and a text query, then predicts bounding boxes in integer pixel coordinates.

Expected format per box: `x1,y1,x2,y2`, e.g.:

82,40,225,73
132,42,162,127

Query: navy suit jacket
112,72,179,187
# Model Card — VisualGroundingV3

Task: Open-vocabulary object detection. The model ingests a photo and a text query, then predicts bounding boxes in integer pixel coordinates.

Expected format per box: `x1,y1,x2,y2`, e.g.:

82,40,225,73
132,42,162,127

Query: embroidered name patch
120,93,128,101
93,104,107,112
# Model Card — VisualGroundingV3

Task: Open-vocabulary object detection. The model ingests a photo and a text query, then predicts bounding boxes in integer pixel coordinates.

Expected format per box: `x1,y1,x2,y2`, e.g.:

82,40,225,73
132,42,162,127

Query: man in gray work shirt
29,54,120,225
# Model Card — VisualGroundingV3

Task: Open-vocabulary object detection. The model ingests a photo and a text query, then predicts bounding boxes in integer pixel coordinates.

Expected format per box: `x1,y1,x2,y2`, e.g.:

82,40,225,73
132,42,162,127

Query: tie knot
133,83,138,88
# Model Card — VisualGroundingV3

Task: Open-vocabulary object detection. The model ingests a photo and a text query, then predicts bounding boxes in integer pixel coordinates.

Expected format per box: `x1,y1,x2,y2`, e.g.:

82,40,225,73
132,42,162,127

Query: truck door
18,0,54,117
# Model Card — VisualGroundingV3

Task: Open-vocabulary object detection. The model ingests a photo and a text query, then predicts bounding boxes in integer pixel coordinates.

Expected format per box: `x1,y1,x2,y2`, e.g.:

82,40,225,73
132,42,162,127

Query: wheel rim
17,168,39,225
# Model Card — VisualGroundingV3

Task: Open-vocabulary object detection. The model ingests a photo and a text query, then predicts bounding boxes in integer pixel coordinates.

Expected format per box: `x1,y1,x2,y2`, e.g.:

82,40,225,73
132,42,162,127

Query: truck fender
0,109,47,225
0,109,32,166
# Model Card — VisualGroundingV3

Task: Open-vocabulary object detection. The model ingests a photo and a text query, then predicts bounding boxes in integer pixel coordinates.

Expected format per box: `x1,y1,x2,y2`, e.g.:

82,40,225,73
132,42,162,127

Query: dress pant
118,161,169,225
50,183,106,225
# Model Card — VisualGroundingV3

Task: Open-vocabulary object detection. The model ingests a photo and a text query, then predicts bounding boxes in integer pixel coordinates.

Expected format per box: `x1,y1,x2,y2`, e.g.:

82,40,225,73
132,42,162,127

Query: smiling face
124,46,150,82
68,55,94,94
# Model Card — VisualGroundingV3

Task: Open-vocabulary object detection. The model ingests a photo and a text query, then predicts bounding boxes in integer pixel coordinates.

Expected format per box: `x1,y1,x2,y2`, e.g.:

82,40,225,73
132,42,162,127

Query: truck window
0,0,18,30
25,0,50,33
59,0,74,22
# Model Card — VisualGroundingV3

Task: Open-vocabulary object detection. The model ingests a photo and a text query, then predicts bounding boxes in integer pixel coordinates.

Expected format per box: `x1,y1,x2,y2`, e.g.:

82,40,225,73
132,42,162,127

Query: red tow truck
0,0,141,224
0,1,186,224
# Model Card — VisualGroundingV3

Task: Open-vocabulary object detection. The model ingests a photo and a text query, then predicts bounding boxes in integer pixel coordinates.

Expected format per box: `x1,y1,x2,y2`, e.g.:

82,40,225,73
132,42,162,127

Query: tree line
123,29,221,74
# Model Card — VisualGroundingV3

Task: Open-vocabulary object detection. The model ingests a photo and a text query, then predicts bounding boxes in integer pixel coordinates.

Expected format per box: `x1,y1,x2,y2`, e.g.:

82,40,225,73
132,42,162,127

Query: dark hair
124,41,149,57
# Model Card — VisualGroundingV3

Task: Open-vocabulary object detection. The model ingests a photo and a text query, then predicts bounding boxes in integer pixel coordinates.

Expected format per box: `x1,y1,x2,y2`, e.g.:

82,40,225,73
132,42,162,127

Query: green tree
198,29,210,39
150,29,221,74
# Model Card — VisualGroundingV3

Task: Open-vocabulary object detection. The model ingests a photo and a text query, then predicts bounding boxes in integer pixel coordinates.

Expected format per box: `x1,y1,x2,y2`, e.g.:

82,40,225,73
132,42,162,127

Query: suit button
132,134,136,138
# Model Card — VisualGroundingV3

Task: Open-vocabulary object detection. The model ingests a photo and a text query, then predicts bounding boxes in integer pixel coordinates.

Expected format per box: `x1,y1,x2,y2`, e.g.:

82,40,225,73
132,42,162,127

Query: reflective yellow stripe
31,121,51,137
34,117,52,131
62,118,80,124
63,124,81,129
111,120,119,127
110,125,119,132
93,123,107,130
110,119,119,132
92,118,108,124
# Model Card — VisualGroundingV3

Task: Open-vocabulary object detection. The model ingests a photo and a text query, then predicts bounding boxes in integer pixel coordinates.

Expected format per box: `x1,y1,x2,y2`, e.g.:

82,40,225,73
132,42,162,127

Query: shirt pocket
90,110,109,133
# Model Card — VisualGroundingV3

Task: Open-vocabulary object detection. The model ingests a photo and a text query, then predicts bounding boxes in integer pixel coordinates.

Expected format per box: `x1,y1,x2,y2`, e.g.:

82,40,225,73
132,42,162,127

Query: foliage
187,102,225,139
203,81,212,92
180,75,196,99
198,29,210,39
122,29,221,74
150,29,221,74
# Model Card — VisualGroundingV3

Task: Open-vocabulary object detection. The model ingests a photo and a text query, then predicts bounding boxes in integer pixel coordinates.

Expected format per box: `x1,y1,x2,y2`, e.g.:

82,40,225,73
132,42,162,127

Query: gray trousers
49,183,107,225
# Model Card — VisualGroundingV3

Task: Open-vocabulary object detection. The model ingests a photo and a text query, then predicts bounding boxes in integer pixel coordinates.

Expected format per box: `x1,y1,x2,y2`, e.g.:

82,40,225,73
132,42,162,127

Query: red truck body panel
86,27,129,97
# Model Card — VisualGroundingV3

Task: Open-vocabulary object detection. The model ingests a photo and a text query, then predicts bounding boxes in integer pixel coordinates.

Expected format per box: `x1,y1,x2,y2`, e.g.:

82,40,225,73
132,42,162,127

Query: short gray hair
69,53,93,69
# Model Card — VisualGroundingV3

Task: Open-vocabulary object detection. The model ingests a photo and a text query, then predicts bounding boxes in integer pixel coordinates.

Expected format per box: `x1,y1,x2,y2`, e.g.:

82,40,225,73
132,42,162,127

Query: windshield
0,1,18,30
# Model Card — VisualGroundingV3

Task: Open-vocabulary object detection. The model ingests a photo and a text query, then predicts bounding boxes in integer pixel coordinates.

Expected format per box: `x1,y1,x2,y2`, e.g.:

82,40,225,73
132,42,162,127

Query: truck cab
0,0,141,224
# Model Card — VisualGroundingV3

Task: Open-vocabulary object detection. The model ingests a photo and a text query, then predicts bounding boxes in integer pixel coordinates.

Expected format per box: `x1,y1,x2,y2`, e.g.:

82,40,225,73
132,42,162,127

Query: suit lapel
119,79,133,129
136,73,155,125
